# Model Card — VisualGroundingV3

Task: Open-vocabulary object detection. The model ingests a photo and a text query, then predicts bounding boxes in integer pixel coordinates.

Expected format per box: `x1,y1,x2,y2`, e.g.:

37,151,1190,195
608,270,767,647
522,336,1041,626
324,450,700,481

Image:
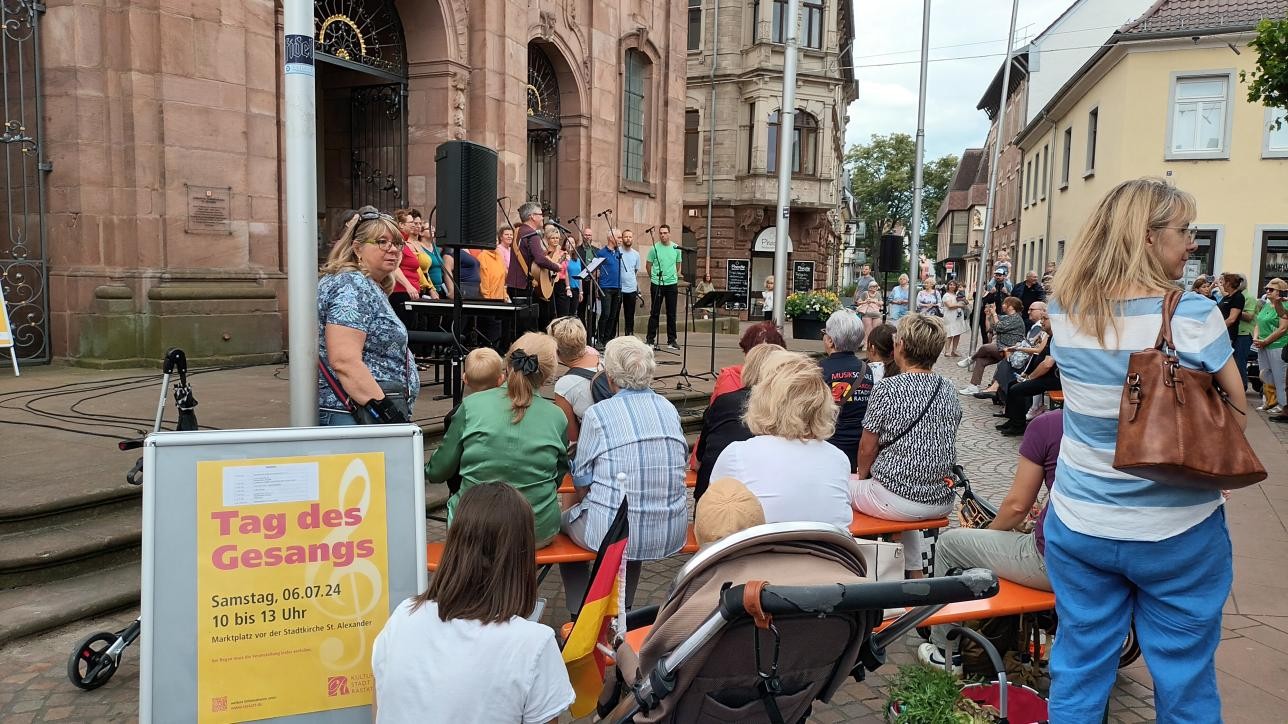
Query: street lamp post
771,0,802,328
283,0,320,426
908,0,931,294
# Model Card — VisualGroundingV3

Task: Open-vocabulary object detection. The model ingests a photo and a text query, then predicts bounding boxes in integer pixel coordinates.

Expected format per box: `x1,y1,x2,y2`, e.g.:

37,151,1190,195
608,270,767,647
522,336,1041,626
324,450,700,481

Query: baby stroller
66,349,198,690
595,522,1000,723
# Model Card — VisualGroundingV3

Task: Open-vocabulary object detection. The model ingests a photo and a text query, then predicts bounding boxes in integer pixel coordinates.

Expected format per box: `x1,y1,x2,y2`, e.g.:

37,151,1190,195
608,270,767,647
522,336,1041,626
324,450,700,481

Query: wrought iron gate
0,0,49,362
349,84,406,211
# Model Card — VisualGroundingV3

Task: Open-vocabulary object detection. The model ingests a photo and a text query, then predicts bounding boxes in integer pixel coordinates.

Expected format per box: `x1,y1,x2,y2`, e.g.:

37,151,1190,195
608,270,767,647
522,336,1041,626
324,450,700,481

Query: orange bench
426,533,596,573
1047,390,1065,409
558,469,698,495
621,579,1053,653
676,511,949,554
875,578,1054,632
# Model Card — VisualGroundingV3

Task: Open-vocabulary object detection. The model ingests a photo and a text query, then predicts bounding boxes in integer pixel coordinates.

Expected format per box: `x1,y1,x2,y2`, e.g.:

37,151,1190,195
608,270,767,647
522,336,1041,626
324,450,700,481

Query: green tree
845,132,958,259
1242,18,1288,127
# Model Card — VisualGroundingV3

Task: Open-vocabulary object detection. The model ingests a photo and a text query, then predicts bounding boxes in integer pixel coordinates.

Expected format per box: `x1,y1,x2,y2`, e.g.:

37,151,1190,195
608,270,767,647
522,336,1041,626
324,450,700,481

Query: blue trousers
1233,334,1252,390
1044,506,1231,723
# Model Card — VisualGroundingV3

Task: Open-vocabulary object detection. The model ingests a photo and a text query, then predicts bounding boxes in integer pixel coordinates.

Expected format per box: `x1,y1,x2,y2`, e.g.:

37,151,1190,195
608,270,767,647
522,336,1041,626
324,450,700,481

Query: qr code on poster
211,696,228,713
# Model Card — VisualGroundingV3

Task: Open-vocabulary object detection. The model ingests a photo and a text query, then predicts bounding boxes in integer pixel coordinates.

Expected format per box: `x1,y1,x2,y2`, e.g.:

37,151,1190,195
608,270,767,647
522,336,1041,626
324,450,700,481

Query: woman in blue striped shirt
1046,178,1246,723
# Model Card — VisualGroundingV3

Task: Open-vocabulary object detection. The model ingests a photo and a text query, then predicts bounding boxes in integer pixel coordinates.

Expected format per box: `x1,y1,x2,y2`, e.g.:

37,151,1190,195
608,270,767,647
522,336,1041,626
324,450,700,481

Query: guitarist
505,201,560,330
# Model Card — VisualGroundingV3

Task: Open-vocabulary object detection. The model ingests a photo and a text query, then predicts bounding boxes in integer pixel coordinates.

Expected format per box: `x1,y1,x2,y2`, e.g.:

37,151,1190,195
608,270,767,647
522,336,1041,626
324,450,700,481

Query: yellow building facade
1017,32,1288,289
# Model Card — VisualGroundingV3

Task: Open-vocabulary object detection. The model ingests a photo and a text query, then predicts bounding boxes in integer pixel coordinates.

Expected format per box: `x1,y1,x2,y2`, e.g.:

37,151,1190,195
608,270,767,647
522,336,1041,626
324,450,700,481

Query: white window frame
1264,107,1288,159
1040,144,1048,200
1165,71,1235,161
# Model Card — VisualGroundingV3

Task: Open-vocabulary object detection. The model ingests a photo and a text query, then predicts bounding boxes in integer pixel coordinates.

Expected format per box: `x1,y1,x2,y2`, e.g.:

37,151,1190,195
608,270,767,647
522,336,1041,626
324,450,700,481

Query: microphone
595,209,611,218
496,196,509,203
644,226,655,234
567,216,579,225
546,220,572,234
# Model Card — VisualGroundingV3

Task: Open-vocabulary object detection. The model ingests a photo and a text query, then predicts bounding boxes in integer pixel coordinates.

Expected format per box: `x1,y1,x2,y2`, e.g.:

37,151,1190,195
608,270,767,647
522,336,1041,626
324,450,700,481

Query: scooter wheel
68,631,121,690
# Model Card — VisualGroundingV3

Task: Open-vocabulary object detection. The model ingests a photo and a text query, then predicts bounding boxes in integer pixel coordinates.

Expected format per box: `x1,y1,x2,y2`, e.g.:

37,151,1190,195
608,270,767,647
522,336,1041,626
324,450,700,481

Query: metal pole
771,0,801,328
283,4,319,425
907,0,930,296
704,0,720,277
968,0,1019,353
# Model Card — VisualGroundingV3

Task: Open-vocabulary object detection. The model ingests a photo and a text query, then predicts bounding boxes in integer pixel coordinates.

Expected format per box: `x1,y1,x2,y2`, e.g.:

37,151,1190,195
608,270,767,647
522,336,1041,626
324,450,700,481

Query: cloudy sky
845,0,1075,161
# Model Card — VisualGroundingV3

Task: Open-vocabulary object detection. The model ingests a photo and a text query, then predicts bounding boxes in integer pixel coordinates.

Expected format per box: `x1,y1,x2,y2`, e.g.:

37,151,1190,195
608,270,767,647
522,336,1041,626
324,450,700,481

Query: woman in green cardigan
425,332,569,546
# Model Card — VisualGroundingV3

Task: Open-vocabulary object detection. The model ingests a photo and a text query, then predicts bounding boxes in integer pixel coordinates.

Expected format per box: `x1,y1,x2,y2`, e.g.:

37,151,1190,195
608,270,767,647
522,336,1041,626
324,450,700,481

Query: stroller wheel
68,631,121,690
1119,622,1141,668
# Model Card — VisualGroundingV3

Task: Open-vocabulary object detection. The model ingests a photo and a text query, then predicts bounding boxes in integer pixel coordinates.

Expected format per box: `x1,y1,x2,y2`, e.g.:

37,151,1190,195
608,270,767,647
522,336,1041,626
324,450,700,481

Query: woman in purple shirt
917,410,1062,669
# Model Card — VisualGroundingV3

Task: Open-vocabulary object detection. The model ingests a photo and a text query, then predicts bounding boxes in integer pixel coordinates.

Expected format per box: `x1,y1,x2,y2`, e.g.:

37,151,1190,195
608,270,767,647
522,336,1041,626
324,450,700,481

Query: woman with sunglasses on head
371,483,574,724
316,206,419,426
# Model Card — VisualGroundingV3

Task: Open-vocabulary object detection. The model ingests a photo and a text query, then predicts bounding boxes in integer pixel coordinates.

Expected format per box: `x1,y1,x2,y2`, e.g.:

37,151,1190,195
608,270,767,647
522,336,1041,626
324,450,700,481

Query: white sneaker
956,357,971,368
1257,403,1268,411
1269,406,1284,415
1026,407,1045,422
959,384,980,395
916,642,963,675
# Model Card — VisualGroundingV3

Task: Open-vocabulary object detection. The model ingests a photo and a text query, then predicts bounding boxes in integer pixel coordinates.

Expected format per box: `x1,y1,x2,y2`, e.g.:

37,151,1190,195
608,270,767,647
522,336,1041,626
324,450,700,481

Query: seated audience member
997,314,1058,435
440,347,506,496
693,343,792,500
547,316,601,444
372,483,574,723
820,309,873,471
560,337,688,613
425,333,568,547
710,353,852,529
710,321,787,401
694,477,767,548
918,411,1062,670
992,301,1048,397
866,323,900,383
958,296,1026,396
850,314,962,577
463,347,505,392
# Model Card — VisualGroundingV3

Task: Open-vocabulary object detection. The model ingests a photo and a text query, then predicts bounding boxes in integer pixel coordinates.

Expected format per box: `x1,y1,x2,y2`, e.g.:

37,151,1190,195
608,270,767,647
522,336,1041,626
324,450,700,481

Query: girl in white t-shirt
372,484,574,724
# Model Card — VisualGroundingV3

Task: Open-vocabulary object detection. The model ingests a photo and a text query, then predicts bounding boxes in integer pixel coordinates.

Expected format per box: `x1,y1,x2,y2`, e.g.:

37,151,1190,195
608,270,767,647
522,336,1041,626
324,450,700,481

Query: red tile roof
1123,0,1287,34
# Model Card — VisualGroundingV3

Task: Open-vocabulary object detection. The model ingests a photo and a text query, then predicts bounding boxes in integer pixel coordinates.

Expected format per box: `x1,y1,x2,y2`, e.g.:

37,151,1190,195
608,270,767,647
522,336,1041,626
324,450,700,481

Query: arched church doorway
526,44,561,218
314,0,408,241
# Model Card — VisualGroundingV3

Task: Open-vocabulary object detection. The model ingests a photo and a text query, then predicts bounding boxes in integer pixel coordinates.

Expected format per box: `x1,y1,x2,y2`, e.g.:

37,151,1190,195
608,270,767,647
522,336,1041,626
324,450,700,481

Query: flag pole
908,0,931,295
969,0,1020,353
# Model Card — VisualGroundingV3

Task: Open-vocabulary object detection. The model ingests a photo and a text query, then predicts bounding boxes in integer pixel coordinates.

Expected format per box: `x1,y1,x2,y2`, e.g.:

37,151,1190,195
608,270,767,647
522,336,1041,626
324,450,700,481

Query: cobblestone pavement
7,351,1288,722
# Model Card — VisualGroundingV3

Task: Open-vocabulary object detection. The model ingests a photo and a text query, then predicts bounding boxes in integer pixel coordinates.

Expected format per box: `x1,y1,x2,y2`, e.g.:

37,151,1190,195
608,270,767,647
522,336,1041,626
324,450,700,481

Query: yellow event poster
0,289,12,347
195,452,390,723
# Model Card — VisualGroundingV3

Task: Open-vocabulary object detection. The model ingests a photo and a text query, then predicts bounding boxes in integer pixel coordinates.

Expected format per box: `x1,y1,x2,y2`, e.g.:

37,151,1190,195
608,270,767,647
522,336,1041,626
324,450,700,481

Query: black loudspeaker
878,234,904,272
434,140,498,248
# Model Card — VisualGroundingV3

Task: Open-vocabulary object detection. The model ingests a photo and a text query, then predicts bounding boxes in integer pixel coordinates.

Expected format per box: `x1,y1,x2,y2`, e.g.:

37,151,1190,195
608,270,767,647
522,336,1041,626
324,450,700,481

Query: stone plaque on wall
186,185,232,235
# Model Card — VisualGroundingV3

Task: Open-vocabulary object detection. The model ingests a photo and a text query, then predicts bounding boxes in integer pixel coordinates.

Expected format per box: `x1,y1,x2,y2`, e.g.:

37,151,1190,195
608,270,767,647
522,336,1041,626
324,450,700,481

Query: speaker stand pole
449,265,465,408
656,285,704,387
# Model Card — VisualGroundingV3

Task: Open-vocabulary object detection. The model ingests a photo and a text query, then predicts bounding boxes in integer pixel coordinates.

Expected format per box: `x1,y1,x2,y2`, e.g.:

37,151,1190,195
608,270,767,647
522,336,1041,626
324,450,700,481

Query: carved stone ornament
739,207,766,233
450,73,469,140
539,10,556,40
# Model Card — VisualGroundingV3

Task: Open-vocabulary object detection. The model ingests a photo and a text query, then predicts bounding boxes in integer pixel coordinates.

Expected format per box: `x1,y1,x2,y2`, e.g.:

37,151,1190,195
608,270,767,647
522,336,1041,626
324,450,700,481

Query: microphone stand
497,199,535,342
568,216,599,343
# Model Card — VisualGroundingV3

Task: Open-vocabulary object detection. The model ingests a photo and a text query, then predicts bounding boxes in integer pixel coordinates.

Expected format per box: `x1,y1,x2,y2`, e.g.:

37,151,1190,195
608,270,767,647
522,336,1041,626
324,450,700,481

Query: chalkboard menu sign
793,261,815,292
725,258,750,310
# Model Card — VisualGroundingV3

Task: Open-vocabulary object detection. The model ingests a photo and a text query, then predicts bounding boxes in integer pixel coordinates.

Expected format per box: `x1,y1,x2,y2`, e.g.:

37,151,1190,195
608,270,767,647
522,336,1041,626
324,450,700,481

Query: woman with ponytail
425,332,568,546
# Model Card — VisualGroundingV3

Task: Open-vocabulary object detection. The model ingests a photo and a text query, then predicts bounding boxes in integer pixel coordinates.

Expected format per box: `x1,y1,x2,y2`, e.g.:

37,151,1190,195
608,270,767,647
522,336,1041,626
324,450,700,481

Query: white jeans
848,477,953,571
1257,345,1286,403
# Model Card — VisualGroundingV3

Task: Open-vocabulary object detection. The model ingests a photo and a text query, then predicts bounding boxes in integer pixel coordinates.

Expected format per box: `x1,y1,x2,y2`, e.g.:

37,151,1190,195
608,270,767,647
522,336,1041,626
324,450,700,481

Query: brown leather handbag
1113,290,1266,489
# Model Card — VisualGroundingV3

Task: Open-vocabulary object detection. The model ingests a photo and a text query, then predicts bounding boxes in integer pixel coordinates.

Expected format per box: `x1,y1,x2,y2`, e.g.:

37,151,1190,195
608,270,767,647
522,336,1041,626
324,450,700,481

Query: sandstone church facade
4,0,686,365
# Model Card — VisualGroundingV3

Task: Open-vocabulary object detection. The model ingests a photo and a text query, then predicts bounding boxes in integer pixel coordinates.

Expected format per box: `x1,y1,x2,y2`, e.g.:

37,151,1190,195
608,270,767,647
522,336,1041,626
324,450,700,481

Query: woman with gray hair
820,309,873,471
559,336,688,613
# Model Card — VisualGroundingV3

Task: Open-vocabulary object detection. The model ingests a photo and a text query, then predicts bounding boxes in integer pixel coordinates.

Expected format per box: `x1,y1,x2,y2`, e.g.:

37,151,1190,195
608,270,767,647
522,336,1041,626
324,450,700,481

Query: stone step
0,505,143,589
0,562,140,645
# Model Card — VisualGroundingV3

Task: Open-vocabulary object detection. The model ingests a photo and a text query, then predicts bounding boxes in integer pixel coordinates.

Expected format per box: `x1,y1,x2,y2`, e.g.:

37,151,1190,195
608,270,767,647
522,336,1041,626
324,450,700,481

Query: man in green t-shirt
645,224,683,350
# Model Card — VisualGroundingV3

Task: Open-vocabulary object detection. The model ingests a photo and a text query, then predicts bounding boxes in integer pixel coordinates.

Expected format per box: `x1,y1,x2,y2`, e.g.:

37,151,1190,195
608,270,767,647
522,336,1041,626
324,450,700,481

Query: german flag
561,500,629,718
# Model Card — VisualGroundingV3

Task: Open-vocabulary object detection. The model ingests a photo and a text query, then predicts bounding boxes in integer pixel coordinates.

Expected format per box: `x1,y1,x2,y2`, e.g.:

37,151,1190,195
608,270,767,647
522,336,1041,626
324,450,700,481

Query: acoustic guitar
512,228,555,301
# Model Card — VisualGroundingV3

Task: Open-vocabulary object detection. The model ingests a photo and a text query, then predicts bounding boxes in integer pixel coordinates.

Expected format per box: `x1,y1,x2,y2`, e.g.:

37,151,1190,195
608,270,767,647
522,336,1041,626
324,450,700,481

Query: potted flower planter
790,313,826,340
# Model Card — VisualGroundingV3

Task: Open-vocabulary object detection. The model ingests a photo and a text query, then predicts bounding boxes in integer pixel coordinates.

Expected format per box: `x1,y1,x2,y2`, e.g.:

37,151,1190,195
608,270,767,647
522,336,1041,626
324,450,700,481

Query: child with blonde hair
463,347,504,393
